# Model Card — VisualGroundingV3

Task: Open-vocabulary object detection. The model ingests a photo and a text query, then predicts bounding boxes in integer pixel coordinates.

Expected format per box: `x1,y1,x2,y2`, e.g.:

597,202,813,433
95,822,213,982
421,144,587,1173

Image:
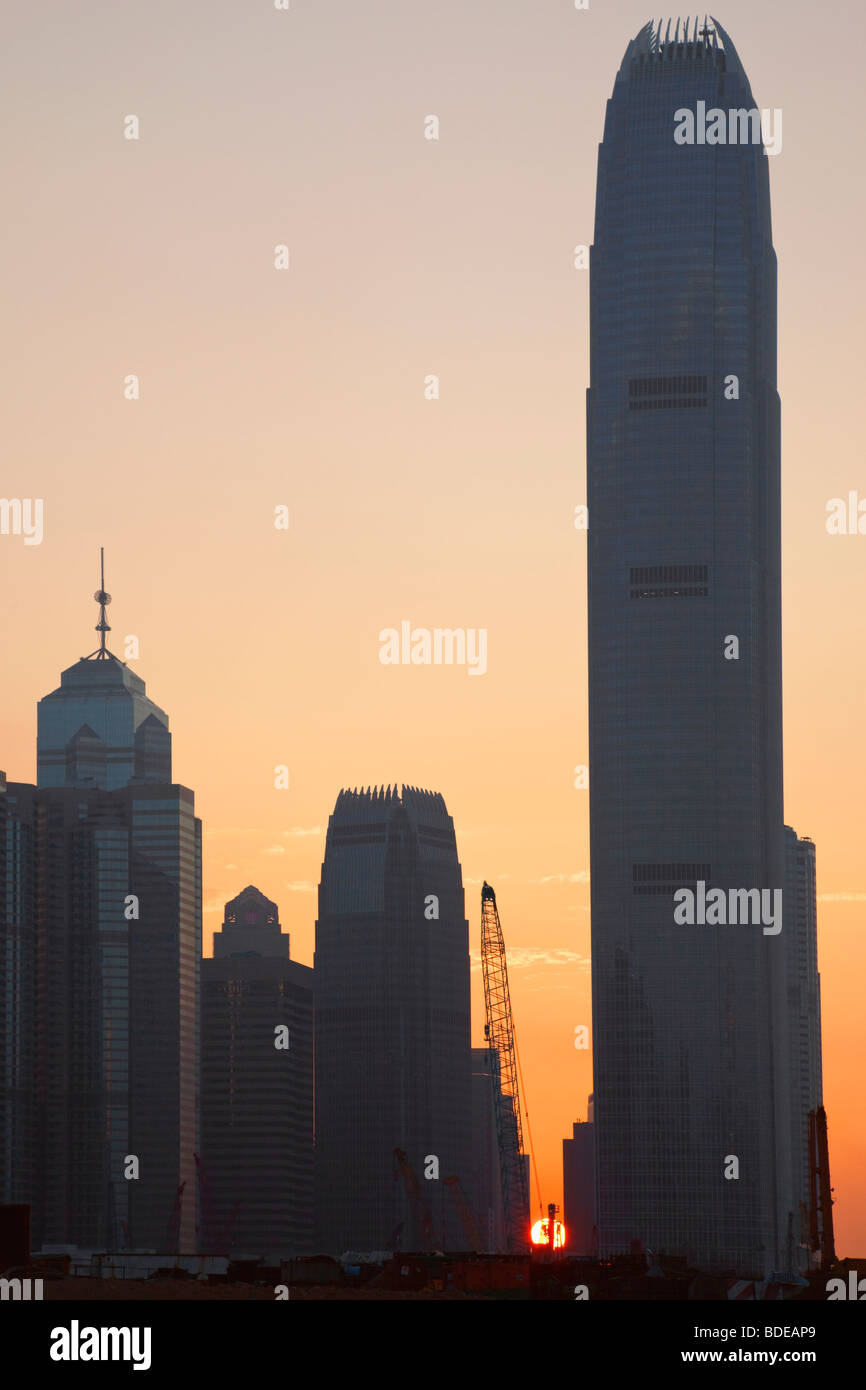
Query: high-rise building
587,19,810,1273
314,785,471,1253
0,775,37,1208
470,1046,507,1252
562,1095,595,1256
5,564,201,1252
783,828,823,1261
201,885,314,1255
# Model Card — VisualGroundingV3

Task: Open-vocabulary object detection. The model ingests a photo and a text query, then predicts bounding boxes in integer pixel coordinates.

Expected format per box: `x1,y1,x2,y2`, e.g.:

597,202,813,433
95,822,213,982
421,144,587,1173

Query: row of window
633,863,712,881
630,584,709,596
629,396,708,410
629,375,708,396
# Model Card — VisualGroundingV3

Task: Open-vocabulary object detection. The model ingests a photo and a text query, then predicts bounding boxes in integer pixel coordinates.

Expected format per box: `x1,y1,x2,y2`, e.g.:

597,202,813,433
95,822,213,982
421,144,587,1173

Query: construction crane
392,1148,435,1250
443,1175,482,1251
481,882,531,1251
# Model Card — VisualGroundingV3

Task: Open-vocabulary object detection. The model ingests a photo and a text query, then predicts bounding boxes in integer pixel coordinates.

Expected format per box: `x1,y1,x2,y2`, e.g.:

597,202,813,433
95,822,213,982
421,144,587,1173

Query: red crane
443,1175,482,1251
393,1148,435,1250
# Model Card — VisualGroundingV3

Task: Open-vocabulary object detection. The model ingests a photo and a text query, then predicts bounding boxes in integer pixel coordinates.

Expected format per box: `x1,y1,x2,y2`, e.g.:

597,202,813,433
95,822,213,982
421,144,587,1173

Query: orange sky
2,0,864,1253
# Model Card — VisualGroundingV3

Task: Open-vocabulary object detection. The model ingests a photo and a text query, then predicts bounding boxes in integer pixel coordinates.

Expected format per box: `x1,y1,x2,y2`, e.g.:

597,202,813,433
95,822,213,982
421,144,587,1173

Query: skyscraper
201,886,314,1255
563,1096,596,1256
470,1046,507,1252
6,563,201,1252
587,19,818,1273
0,774,36,1210
314,785,471,1253
783,827,823,1259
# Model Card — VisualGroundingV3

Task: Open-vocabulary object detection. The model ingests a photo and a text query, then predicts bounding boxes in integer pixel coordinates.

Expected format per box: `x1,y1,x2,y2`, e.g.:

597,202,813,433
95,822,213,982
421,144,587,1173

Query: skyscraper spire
89,547,113,661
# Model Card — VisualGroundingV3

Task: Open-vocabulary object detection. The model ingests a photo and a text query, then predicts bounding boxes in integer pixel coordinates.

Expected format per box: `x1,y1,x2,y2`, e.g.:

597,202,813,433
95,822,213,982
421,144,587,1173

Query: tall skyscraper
587,19,820,1273
5,563,201,1252
0,775,36,1210
470,1046,507,1252
201,885,314,1255
783,827,823,1259
563,1095,596,1256
314,785,471,1253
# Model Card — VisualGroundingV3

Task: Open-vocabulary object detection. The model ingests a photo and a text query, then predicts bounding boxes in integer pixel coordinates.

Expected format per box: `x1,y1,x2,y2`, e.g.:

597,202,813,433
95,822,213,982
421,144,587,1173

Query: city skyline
2,0,864,1259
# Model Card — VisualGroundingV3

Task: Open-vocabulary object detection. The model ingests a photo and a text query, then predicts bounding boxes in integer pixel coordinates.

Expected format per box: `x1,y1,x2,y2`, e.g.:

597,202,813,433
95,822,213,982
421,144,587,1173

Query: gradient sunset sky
3,0,865,1252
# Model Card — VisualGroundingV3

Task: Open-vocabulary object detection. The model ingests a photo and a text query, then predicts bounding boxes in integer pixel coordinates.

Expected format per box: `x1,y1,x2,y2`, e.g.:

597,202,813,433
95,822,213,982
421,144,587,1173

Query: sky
2,0,865,1253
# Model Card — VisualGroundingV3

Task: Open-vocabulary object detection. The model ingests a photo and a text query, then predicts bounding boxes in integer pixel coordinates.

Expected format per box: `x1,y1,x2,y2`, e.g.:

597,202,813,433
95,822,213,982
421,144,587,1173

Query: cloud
469,946,589,972
285,881,315,893
224,863,238,870
818,892,866,902
282,826,323,838
535,871,590,884
261,845,286,856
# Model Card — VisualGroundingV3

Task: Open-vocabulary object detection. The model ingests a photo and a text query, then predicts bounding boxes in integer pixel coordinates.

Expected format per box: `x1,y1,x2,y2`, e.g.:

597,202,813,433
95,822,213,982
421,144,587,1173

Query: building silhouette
470,1047,507,1252
314,785,471,1253
2,564,200,1251
587,19,822,1273
201,885,314,1255
783,828,823,1262
563,1095,595,1255
0,775,36,1211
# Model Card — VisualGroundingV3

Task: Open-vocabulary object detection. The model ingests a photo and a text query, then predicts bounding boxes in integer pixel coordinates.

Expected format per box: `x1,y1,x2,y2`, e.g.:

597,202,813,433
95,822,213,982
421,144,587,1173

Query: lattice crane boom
481,881,530,1251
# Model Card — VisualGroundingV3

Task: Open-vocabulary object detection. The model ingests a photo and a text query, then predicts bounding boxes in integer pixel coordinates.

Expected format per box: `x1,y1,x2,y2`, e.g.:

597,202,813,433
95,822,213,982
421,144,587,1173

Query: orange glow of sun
531,1218,566,1249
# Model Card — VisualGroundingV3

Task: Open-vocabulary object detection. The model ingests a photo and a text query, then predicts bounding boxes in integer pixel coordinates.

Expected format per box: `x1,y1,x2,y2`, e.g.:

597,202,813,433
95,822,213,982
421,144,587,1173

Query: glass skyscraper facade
587,19,820,1274
314,785,472,1253
2,586,200,1252
0,776,36,1210
37,656,171,791
202,885,314,1255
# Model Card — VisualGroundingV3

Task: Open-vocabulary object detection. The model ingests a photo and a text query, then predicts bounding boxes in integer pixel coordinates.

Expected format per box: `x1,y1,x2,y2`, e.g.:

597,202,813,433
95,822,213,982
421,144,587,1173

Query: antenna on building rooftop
94,547,111,658
84,547,121,663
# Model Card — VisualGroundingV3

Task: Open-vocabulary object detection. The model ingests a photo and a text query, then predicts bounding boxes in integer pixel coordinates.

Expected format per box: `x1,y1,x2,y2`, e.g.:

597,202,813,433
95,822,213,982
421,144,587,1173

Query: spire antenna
94,546,112,658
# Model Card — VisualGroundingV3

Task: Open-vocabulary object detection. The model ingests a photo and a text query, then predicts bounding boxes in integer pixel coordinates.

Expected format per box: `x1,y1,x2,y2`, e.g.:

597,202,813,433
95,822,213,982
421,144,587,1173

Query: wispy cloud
469,946,589,972
282,826,323,839
285,881,315,893
261,845,286,856
534,871,590,885
818,892,866,902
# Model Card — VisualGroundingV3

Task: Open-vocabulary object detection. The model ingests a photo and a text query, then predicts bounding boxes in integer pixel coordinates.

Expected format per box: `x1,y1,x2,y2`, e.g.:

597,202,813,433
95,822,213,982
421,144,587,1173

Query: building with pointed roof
2,554,200,1251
